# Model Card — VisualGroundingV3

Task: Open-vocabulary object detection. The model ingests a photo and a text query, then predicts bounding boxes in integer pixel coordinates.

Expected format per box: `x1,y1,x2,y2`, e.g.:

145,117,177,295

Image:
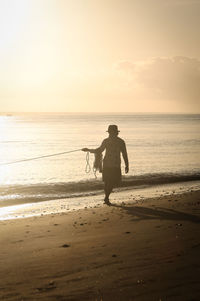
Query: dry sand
0,189,200,300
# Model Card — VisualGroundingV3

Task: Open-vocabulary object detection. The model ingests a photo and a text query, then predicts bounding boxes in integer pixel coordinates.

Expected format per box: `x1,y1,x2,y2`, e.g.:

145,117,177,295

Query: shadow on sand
110,203,200,224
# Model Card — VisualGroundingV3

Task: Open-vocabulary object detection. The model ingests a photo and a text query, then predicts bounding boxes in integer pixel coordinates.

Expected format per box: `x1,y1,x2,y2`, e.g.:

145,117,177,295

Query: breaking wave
0,172,200,207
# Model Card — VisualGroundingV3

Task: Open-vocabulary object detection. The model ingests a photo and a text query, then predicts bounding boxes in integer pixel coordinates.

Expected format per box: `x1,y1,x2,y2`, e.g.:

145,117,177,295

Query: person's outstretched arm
121,141,129,173
82,139,106,154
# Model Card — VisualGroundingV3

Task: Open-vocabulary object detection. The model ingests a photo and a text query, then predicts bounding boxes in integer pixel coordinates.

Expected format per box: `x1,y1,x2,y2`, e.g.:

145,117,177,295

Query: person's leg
104,181,113,204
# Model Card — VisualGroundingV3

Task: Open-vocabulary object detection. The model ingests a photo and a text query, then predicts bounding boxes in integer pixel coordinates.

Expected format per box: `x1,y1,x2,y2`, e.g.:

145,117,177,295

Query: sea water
0,113,200,207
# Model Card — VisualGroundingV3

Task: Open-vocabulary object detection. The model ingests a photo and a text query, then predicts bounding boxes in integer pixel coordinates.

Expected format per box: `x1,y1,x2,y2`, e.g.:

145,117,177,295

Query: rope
85,151,91,173
93,168,97,179
1,147,99,179
0,149,82,166
85,152,97,178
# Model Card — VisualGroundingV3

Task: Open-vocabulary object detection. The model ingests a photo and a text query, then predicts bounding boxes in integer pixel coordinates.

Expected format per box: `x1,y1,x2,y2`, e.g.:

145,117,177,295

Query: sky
0,0,200,113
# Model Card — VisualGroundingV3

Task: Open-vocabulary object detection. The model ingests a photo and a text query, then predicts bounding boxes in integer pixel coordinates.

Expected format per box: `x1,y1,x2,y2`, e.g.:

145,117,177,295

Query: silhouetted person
82,125,129,205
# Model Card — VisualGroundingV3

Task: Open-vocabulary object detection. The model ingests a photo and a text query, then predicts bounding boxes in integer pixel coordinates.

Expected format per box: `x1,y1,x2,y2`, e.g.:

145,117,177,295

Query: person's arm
82,140,106,154
121,141,129,173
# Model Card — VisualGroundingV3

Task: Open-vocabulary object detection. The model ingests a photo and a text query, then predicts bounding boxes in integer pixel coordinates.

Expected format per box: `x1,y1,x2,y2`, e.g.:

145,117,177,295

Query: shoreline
0,180,200,221
1,172,200,207
0,187,200,300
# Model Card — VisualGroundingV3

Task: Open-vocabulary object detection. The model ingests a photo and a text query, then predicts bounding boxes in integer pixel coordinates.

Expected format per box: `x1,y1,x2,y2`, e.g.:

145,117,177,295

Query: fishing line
0,148,100,179
0,149,82,166
85,152,100,179
85,151,91,174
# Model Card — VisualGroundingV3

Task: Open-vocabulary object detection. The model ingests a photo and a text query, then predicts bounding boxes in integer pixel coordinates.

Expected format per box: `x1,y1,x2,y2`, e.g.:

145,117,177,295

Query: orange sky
0,0,200,113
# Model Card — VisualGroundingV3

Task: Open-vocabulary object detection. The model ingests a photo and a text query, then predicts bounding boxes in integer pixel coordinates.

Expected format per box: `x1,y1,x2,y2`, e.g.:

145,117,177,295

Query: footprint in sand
61,244,70,248
36,282,56,292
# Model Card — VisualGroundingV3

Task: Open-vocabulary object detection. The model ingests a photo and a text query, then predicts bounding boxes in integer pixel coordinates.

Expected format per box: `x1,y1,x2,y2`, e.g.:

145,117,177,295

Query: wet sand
0,189,200,300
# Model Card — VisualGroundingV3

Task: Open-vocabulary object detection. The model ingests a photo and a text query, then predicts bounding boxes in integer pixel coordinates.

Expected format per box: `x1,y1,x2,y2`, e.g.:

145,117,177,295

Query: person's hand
82,148,89,152
125,166,129,174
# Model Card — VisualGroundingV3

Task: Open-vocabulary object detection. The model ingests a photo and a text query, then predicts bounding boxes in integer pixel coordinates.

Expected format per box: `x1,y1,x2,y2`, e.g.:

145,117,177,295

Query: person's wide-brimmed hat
106,125,120,133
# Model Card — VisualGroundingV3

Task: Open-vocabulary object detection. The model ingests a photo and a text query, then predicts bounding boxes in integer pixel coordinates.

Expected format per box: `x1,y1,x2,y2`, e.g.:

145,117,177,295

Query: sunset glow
0,0,200,113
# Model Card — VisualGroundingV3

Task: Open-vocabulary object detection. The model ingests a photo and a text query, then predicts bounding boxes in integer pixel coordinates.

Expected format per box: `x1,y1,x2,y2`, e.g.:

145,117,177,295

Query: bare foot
104,197,111,205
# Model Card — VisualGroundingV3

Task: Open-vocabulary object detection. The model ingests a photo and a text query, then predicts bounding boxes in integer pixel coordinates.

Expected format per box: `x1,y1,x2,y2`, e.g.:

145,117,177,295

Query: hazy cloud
166,0,200,6
117,56,200,109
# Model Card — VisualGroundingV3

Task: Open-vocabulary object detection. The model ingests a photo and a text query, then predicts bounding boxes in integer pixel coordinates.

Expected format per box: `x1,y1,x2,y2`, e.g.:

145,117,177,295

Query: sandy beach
1,0,200,298
0,187,200,301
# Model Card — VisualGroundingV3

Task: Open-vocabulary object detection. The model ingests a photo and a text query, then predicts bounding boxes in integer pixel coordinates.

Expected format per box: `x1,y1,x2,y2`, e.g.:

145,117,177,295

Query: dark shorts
102,167,122,186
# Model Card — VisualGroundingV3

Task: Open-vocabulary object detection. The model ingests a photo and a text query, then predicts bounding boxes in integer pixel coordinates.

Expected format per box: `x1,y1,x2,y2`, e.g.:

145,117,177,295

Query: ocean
0,113,200,209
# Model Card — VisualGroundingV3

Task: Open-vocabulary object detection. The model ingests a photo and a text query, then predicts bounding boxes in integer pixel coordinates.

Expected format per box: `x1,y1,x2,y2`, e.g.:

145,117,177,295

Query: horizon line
0,111,199,115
